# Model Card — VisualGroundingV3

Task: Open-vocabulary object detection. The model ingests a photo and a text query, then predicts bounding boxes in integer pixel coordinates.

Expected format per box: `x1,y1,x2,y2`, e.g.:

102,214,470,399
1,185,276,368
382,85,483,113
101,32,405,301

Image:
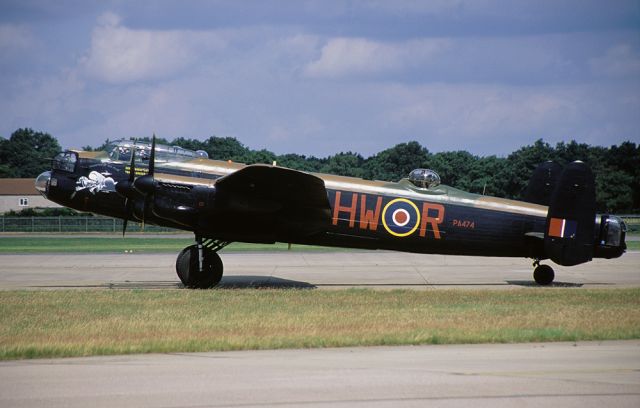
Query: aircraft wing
213,164,332,234
215,164,329,209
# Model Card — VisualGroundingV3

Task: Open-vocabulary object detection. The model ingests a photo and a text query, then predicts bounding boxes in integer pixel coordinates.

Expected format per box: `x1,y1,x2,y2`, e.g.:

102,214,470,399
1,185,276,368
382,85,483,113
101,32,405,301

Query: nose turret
35,171,51,197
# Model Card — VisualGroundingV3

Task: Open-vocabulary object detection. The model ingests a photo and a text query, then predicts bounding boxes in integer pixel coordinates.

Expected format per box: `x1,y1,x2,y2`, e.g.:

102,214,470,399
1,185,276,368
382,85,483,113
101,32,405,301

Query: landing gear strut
175,236,229,288
532,259,554,286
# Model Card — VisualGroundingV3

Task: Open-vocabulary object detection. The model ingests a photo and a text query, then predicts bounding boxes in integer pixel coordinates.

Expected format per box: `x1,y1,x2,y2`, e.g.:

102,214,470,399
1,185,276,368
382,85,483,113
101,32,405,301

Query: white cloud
389,85,577,130
0,24,36,51
305,37,449,78
303,34,584,84
2,7,637,157
590,44,640,78
96,11,121,27
267,115,326,144
80,12,226,84
382,82,638,154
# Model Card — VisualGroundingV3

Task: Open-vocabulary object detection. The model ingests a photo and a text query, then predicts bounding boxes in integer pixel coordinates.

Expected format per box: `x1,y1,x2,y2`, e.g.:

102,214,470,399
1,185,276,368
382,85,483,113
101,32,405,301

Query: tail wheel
176,244,223,289
533,264,554,286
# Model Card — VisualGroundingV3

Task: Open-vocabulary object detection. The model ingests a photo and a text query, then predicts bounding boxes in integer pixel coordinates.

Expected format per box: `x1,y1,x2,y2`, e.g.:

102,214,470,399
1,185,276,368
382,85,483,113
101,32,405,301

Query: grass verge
1,288,638,360
0,237,346,253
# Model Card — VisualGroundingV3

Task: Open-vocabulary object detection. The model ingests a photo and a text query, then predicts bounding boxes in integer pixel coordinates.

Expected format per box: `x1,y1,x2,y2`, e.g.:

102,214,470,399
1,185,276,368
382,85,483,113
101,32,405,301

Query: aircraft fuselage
39,151,549,258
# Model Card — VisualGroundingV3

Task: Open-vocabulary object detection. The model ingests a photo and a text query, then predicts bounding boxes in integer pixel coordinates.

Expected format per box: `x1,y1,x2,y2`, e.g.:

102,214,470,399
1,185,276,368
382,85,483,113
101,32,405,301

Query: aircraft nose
35,171,51,196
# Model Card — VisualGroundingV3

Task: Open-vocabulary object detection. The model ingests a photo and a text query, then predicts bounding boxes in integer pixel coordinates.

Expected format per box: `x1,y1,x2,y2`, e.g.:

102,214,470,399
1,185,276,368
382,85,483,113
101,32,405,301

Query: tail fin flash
523,161,562,206
544,161,596,266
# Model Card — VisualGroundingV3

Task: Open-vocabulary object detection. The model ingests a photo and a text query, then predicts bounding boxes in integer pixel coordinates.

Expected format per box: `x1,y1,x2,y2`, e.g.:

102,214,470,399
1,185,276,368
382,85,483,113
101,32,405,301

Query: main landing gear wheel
176,244,223,289
533,264,555,286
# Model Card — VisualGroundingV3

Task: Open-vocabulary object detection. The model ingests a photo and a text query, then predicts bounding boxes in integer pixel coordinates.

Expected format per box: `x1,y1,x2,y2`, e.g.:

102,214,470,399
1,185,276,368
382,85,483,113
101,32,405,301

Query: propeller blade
115,140,137,200
128,140,136,182
142,194,150,229
148,134,156,176
122,195,135,237
143,134,157,227
122,209,129,237
122,139,136,237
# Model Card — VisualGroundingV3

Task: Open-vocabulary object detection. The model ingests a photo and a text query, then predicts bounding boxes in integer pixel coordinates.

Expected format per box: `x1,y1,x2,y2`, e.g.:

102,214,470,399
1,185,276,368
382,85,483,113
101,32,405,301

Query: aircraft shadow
31,281,182,290
29,279,604,290
506,280,586,288
218,276,316,289
30,277,316,290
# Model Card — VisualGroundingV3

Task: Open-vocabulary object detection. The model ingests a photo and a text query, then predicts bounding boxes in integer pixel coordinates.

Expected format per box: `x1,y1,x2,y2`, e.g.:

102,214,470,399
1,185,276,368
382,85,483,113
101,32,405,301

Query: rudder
544,161,596,266
523,161,562,206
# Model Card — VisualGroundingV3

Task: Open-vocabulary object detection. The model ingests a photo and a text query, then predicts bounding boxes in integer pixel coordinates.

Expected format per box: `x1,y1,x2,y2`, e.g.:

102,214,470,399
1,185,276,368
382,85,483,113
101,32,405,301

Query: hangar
0,178,61,214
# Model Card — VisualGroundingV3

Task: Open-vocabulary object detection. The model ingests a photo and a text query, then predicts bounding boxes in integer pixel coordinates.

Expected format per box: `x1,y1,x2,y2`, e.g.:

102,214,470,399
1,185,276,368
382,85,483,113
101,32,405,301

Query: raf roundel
382,198,421,237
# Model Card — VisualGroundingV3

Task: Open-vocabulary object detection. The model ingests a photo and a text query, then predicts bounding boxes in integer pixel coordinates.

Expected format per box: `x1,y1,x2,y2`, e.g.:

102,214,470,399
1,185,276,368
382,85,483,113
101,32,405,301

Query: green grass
1,288,638,360
627,240,640,251
0,237,345,253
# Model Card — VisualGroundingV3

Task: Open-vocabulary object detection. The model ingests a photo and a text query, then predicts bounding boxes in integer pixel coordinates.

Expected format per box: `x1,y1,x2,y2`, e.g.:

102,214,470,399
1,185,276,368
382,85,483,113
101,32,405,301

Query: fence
0,216,177,233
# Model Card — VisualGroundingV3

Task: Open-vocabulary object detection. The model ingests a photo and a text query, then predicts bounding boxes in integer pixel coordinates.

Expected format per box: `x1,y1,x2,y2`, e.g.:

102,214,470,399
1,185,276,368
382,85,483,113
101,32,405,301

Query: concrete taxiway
1,341,638,407
0,250,638,290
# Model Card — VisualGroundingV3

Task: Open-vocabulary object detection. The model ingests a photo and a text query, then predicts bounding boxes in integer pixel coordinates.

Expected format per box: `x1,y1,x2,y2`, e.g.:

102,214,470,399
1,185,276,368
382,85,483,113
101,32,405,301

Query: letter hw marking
332,191,357,227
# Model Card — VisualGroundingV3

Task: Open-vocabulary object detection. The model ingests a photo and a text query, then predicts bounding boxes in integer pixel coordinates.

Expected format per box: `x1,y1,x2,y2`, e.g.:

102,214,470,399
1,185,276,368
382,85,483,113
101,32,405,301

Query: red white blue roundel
382,198,421,237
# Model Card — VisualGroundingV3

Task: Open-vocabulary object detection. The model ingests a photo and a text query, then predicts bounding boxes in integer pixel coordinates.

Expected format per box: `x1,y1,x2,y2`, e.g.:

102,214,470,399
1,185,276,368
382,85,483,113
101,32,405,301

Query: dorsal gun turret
408,169,440,189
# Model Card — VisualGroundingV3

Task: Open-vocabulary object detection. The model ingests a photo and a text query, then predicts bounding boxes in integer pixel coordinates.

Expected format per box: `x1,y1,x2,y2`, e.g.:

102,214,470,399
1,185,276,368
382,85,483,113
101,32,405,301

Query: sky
0,0,639,157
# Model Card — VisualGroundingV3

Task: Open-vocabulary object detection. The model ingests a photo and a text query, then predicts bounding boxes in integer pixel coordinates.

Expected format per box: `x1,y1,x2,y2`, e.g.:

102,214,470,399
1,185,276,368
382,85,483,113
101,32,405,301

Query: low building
0,178,61,214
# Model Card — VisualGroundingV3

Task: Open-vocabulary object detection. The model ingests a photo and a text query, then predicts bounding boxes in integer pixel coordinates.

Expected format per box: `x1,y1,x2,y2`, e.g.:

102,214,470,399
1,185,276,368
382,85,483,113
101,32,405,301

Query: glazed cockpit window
106,140,208,163
52,151,77,173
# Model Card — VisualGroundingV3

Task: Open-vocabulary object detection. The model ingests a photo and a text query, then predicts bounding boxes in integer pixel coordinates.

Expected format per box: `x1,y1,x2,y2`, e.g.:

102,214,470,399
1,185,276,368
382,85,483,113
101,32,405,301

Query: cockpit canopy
408,168,441,189
105,140,209,163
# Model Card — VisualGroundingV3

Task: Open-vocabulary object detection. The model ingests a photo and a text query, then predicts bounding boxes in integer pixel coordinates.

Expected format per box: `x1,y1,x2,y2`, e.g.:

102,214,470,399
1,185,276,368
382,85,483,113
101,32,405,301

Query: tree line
1,128,638,212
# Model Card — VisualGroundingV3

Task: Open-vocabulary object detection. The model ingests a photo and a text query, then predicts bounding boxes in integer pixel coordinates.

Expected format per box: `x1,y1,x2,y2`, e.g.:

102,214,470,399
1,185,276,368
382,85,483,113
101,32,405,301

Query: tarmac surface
0,250,638,290
1,250,638,407
1,341,638,408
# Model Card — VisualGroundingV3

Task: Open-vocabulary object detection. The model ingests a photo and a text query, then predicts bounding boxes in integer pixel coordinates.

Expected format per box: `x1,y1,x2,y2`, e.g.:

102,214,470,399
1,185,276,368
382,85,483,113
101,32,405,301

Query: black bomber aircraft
35,137,626,288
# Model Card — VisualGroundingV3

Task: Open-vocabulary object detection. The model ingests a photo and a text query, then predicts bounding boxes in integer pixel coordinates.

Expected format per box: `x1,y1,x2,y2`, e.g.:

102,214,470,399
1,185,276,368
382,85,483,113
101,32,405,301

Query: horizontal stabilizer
544,161,595,266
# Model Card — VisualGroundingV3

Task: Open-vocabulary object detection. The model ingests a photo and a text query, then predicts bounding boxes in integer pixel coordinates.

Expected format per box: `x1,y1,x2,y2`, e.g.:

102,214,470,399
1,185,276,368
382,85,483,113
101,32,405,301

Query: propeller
122,148,136,236
115,140,138,236
115,135,157,236
133,134,157,227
